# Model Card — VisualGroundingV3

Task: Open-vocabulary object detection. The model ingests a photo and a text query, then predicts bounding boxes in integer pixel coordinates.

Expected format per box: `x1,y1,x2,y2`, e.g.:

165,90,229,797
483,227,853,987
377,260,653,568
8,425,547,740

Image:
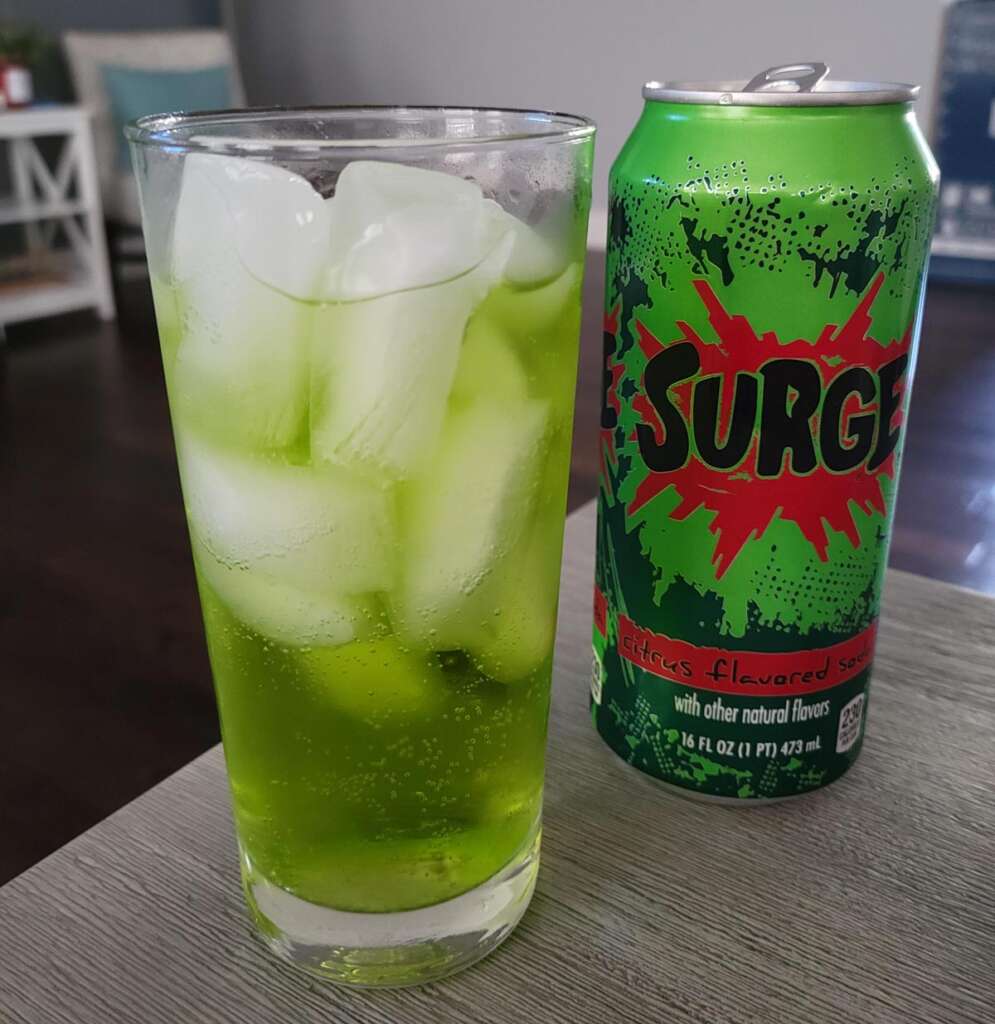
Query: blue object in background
931,0,995,284
101,64,233,168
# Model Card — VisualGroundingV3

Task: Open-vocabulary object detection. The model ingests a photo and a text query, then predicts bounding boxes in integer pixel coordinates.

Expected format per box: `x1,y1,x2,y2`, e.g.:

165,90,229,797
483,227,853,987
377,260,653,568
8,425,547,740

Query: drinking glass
128,106,594,986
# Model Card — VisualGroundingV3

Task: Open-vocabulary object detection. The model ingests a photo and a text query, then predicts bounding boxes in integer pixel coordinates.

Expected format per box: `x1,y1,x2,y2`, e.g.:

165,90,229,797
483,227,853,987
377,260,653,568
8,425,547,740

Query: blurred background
1,0,993,882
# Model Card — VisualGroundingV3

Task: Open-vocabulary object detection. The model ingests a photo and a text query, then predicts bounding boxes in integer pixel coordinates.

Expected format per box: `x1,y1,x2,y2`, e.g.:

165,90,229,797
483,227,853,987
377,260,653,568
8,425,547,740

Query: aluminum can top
643,62,918,107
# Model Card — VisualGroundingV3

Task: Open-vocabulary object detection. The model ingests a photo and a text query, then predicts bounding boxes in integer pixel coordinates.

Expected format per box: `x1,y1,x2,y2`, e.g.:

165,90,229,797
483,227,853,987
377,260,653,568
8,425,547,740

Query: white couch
63,29,246,228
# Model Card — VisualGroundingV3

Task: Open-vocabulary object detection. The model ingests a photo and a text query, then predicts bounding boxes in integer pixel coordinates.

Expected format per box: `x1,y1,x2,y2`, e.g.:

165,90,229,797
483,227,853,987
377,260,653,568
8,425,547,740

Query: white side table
0,104,116,327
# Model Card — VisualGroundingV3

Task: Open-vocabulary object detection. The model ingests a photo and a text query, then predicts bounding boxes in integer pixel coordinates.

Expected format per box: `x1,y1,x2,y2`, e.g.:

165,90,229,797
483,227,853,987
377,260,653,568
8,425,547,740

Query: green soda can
593,63,939,801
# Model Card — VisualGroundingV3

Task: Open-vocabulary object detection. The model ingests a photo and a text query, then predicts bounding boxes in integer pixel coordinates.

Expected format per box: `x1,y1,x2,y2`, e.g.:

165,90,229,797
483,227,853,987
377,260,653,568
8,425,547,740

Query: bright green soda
150,156,585,913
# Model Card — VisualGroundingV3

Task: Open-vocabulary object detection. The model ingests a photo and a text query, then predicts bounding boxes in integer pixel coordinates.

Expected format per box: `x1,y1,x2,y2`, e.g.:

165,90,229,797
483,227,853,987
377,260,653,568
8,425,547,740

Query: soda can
593,63,939,801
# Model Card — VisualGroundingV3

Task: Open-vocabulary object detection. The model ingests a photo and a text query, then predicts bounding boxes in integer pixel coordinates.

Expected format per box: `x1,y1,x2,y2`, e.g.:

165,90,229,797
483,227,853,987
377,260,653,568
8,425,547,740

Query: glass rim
125,104,597,158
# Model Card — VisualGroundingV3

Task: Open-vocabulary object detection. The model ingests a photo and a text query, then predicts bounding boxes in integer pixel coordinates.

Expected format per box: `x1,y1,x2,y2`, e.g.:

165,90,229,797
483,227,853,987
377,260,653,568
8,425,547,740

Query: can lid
643,62,918,106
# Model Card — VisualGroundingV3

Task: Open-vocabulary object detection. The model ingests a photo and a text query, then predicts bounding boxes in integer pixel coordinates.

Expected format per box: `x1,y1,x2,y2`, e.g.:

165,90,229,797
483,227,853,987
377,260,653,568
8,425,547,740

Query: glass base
240,824,541,988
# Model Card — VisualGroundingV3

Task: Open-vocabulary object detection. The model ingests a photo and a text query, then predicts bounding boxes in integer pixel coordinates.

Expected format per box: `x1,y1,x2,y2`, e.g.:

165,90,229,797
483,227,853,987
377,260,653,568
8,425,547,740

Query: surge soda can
593,64,938,800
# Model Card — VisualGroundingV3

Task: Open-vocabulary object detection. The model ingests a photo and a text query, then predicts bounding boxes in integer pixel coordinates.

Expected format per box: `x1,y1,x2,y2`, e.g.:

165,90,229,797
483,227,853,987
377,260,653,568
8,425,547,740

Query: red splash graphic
599,303,624,487
627,274,911,577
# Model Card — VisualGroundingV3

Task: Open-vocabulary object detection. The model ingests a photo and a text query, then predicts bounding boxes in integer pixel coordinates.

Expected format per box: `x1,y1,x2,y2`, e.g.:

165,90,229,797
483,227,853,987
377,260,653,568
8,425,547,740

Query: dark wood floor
2,259,993,884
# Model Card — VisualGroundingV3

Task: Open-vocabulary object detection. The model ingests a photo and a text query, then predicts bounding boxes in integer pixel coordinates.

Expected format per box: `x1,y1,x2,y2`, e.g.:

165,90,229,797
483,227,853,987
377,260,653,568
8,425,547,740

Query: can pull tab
744,62,829,93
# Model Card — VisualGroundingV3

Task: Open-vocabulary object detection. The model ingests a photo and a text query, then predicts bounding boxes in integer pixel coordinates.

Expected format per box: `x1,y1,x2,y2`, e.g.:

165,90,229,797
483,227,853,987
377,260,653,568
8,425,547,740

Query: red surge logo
614,273,912,577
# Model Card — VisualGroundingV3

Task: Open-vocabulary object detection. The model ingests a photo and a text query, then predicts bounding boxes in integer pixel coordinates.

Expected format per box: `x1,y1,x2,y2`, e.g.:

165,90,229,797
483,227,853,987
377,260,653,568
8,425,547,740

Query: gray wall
234,0,948,214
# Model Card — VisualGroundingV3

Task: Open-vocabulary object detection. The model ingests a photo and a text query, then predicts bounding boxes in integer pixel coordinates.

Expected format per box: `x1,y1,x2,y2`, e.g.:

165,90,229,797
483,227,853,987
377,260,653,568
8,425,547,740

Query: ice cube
175,157,560,303
469,501,564,683
177,432,394,596
309,238,512,477
449,315,529,410
168,154,570,461
319,161,514,300
316,161,568,298
179,154,331,299
193,538,373,647
393,396,549,646
397,480,564,684
485,262,581,335
489,204,570,286
298,636,445,719
476,262,583,426
170,156,320,450
281,826,515,912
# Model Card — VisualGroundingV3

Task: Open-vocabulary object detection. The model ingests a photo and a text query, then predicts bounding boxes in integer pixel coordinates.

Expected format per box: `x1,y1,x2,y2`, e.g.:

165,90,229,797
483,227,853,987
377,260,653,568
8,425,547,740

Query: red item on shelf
0,62,34,108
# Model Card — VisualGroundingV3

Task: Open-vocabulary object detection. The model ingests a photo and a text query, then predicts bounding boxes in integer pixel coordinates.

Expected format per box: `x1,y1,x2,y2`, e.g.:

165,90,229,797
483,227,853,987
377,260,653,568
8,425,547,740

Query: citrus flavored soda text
149,158,589,911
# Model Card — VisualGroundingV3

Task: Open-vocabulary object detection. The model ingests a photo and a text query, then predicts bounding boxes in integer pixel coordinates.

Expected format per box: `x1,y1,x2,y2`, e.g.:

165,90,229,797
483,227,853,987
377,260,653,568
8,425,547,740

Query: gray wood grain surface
2,501,993,1024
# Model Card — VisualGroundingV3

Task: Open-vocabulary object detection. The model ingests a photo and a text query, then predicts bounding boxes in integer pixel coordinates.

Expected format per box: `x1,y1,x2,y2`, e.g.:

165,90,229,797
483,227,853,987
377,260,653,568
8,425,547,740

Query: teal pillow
101,64,233,168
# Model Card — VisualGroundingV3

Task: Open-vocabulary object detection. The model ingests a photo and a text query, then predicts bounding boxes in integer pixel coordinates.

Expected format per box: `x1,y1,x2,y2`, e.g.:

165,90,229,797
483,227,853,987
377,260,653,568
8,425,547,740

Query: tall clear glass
127,107,595,986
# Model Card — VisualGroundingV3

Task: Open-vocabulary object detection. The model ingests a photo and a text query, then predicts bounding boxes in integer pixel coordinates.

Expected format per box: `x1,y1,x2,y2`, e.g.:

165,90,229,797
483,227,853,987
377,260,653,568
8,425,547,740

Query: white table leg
73,120,116,321
8,138,43,255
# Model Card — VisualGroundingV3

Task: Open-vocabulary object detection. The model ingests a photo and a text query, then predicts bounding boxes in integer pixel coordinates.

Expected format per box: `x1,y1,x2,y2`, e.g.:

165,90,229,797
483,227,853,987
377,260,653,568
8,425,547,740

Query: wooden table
1,502,992,1023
